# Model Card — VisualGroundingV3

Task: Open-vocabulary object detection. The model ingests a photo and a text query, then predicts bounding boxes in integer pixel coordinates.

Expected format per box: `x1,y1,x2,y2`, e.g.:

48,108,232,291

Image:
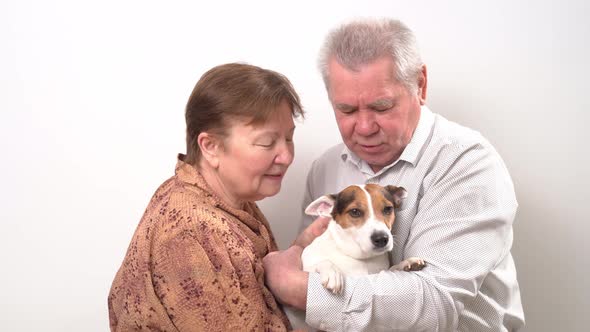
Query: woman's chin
253,184,282,201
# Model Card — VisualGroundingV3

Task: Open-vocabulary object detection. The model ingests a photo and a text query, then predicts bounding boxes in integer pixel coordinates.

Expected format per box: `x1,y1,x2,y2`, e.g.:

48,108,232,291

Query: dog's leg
313,260,344,294
390,257,426,272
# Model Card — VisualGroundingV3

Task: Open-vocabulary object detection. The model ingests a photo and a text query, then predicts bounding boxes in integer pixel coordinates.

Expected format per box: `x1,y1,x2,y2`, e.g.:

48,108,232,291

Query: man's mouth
358,143,383,152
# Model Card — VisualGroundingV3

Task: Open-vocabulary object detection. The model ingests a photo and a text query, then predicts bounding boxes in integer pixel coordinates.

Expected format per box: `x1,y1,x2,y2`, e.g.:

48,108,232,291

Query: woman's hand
292,216,331,248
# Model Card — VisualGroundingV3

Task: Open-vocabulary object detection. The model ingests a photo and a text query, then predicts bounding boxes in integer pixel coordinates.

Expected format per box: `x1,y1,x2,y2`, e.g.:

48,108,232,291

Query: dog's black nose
371,231,389,248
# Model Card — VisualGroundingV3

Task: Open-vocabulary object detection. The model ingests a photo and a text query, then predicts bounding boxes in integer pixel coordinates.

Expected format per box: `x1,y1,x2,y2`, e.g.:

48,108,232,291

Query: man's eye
383,206,394,215
336,106,357,114
256,141,275,148
348,208,363,218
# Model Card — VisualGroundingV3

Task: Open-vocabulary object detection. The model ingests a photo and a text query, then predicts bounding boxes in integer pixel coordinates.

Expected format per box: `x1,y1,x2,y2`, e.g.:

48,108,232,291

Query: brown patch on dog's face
331,185,369,229
365,184,397,229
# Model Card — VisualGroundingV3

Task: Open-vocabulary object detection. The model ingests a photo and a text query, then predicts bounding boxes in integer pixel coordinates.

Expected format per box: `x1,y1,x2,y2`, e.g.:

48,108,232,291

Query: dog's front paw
390,257,426,272
314,260,344,294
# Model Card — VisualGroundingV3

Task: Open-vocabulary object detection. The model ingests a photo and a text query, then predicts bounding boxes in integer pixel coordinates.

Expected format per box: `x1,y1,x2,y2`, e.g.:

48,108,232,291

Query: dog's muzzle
370,231,390,249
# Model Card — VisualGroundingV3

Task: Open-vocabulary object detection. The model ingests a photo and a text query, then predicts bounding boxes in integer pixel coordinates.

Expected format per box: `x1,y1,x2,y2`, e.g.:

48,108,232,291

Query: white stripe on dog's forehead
332,184,394,228
364,184,396,227
358,185,374,219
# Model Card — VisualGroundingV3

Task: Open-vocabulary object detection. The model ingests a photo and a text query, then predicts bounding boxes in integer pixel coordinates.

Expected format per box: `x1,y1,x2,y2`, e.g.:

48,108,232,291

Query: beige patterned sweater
108,156,291,331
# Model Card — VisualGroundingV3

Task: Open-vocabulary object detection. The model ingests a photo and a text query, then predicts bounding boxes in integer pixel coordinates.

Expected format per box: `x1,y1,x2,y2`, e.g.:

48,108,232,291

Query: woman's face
216,100,295,203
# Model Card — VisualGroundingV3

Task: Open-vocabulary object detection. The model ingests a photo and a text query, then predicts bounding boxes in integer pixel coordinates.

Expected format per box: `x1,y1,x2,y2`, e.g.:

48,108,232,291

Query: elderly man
264,18,525,331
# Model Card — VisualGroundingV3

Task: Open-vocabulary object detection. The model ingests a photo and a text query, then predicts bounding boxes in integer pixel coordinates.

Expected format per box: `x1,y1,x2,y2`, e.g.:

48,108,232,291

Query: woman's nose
274,141,294,165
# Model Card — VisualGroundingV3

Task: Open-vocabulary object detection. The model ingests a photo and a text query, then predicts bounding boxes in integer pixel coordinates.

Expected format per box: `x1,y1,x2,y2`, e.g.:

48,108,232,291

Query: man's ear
417,64,428,105
197,132,222,168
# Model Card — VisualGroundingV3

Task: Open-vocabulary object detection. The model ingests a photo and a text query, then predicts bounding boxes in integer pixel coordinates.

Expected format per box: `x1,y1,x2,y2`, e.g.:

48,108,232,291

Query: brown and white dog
286,184,425,330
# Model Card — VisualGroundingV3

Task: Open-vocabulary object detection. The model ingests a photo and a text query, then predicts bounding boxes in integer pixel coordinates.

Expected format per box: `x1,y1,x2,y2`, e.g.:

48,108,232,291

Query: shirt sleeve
305,143,518,331
152,222,269,331
299,159,318,233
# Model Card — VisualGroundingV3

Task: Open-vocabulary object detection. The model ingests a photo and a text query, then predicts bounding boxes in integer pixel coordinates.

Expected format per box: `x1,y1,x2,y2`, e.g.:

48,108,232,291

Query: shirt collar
398,105,434,166
175,153,201,186
340,105,435,175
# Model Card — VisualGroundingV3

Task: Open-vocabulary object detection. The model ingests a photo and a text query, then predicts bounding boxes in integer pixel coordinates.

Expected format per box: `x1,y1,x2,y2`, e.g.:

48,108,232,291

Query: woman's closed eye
256,136,294,148
255,140,275,148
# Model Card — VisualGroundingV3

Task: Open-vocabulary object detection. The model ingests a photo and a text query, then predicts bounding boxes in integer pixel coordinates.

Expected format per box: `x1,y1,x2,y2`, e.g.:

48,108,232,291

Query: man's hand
292,216,330,248
263,245,309,310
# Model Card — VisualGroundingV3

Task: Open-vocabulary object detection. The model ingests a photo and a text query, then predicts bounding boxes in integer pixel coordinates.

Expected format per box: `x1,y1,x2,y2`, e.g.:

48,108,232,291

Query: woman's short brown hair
184,63,304,164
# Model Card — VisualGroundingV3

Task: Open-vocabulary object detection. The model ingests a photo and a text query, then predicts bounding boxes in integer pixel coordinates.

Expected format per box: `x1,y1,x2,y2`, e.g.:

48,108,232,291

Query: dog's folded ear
304,194,336,217
385,186,408,208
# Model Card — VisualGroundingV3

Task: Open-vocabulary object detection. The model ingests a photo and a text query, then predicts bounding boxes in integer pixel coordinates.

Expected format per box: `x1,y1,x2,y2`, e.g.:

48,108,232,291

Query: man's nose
355,110,379,136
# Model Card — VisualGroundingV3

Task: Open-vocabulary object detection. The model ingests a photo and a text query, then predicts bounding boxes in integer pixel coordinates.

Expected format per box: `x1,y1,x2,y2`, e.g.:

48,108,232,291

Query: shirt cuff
305,272,349,331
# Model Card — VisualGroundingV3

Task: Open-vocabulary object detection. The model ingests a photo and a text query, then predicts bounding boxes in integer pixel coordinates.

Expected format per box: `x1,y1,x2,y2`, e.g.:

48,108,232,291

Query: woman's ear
197,132,222,168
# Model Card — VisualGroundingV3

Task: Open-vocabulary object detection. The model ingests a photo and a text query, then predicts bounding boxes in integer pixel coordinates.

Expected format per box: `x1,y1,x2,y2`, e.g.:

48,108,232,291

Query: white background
1,0,588,331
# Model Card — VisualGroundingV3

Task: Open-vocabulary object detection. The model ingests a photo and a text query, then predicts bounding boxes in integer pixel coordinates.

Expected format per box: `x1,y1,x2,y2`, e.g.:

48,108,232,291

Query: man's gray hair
318,18,423,92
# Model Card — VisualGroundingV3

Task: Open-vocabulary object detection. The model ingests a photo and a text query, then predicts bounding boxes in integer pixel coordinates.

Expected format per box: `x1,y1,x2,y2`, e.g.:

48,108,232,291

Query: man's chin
357,155,389,171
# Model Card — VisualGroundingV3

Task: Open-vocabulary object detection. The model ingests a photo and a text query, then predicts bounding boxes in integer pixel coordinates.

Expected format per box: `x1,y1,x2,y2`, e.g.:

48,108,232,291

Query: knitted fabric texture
108,155,290,331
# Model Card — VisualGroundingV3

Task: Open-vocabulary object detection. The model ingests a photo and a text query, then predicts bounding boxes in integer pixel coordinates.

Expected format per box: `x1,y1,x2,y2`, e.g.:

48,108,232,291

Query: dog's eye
348,208,362,218
383,206,394,215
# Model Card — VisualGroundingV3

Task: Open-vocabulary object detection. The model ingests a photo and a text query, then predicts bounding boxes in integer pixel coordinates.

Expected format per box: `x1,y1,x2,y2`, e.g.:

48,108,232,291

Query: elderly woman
108,63,304,331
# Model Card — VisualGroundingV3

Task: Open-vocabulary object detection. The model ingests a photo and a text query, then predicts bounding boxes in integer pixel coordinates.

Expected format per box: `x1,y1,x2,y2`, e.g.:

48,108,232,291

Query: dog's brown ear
305,194,337,217
385,185,407,208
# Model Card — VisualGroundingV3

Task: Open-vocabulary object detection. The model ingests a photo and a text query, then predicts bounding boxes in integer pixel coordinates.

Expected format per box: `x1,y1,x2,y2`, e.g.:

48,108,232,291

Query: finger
264,251,279,259
292,216,331,248
311,216,330,236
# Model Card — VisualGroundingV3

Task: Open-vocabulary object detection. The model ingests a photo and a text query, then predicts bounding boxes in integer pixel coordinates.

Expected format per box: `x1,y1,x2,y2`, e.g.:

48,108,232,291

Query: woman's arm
153,226,280,331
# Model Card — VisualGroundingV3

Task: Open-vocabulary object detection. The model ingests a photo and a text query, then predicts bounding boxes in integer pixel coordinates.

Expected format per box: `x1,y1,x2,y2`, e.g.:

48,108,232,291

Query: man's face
327,56,426,173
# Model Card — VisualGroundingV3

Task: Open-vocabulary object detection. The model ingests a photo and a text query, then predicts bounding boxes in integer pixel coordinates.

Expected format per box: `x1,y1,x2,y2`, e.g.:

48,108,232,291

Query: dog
286,184,425,331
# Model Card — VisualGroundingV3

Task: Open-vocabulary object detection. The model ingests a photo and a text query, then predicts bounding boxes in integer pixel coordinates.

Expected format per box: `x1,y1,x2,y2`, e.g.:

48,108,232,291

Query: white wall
1,0,588,331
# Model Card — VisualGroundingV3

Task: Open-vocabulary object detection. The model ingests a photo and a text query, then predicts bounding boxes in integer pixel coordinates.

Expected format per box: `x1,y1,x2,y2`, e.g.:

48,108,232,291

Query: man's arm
271,143,519,331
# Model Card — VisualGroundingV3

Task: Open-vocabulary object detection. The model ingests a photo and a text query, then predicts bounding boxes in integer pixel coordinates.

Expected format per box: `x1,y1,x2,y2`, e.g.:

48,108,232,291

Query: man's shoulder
315,142,347,162
431,112,492,152
303,143,349,194
427,112,511,180
308,143,347,173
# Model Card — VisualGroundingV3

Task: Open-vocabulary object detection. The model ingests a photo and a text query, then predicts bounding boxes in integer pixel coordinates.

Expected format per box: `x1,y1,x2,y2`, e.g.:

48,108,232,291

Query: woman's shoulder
166,186,230,225
138,177,228,236
140,173,252,250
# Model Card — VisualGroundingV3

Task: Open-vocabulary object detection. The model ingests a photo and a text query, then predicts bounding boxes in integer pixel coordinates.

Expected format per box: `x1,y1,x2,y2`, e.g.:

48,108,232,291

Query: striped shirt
300,106,525,331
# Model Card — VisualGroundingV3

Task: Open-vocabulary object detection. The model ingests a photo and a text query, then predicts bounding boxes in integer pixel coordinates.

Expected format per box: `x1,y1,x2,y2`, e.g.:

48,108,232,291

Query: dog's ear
385,186,407,208
304,194,337,217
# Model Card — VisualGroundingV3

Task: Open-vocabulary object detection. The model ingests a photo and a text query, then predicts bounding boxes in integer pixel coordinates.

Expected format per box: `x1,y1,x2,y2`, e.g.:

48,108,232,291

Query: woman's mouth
264,173,284,180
